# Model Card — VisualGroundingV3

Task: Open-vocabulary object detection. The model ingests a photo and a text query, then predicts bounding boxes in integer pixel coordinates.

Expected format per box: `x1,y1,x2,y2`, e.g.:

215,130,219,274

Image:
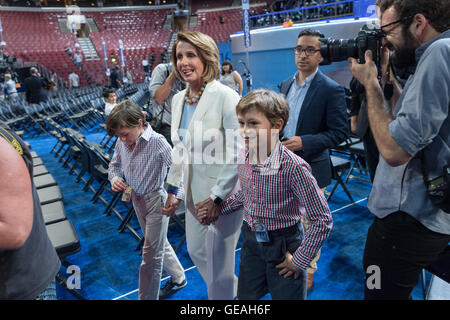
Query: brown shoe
307,273,314,291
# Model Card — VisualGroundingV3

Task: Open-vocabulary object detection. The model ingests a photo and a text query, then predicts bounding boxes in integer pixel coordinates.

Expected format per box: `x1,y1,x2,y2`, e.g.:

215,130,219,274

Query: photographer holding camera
348,0,450,299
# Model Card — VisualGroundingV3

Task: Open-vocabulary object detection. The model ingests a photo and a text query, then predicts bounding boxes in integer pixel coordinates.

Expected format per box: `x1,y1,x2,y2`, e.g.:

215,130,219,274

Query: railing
249,0,355,29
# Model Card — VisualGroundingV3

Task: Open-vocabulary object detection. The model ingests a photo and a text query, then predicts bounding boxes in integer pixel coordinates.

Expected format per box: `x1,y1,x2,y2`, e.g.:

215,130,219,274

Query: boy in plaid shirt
199,89,332,299
107,100,186,300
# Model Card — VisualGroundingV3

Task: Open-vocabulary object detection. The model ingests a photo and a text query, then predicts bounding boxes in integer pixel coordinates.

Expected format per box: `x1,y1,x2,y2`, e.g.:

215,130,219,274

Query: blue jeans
35,279,57,300
237,221,307,300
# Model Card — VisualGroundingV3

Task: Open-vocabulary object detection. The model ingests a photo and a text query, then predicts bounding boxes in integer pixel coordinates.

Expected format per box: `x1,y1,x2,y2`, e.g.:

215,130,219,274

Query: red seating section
0,6,265,86
0,9,171,86
190,0,233,13
87,10,171,84
1,11,90,86
188,6,265,44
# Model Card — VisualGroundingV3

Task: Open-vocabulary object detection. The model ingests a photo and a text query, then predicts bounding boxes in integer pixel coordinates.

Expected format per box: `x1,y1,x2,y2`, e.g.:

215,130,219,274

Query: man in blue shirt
279,29,349,190
349,0,450,299
279,29,349,290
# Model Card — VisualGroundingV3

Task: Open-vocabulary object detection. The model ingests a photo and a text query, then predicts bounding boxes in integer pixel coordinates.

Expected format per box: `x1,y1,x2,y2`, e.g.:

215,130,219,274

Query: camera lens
319,38,359,65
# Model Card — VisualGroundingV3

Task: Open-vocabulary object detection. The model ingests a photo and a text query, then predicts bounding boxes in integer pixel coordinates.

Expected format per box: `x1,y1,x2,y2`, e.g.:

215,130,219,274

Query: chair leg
57,146,69,162
55,272,86,300
91,181,108,203
344,160,357,183
75,168,87,183
175,234,186,254
69,161,79,175
328,169,355,203
421,269,428,300
83,176,95,192
63,154,73,168
337,174,355,203
103,192,120,215
135,237,144,252
118,207,135,233
326,178,340,202
99,133,108,145
50,141,60,154
102,135,113,148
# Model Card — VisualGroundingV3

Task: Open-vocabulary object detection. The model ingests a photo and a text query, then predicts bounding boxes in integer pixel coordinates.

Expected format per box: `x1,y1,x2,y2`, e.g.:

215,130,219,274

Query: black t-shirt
24,75,47,104
0,123,61,299
110,70,121,88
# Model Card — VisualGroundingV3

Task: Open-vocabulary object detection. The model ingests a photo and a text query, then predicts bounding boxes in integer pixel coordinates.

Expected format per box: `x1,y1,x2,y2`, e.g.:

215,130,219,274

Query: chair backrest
70,132,85,150
0,108,8,121
62,127,82,146
8,104,26,118
82,140,109,174
61,127,74,146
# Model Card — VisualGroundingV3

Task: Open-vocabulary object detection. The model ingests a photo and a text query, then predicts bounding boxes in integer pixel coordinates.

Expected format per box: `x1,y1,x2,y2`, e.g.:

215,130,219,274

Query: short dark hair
103,87,115,99
377,0,450,33
297,29,325,39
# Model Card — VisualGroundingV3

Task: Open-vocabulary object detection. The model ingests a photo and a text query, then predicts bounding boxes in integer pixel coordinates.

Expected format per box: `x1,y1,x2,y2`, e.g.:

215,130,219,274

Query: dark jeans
363,211,450,300
237,222,307,300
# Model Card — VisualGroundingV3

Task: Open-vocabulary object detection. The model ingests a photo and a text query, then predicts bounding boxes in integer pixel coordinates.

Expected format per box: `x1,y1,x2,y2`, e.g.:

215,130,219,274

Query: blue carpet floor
25,131,430,300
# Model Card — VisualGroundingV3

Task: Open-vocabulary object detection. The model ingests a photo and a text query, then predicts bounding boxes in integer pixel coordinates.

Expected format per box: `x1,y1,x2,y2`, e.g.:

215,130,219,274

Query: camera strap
418,149,430,182
383,58,394,100
148,64,172,121
384,82,394,100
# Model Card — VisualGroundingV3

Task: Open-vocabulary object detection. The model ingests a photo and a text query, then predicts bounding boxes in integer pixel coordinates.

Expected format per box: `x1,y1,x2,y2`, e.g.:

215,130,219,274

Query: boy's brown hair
106,99,146,136
236,89,290,131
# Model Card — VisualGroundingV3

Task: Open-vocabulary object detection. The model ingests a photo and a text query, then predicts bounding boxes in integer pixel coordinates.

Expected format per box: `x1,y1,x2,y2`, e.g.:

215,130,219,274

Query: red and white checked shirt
221,141,333,270
108,125,184,199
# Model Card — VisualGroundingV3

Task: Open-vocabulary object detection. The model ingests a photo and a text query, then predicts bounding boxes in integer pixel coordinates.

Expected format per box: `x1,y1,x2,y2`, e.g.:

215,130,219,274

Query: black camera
425,164,450,213
319,25,384,66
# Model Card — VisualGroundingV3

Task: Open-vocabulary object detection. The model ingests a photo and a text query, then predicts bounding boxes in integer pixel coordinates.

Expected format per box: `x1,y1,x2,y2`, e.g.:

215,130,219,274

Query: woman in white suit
161,31,243,300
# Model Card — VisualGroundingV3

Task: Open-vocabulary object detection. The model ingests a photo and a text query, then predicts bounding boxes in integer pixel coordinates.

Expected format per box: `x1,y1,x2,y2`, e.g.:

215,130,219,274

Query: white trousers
132,189,185,300
185,196,243,300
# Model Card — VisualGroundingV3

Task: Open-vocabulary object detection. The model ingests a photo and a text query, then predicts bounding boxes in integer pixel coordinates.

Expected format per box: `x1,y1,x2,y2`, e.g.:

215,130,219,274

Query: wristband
167,184,178,195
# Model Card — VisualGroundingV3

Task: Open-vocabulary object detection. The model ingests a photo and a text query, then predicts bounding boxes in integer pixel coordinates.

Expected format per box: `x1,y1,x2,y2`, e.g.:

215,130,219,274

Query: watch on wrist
213,196,223,205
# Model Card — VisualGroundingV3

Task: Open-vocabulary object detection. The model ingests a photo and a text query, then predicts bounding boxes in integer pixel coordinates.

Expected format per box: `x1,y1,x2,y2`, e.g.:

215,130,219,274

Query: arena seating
0,2,354,88
189,5,266,43
190,0,233,13
0,8,172,86
87,9,172,83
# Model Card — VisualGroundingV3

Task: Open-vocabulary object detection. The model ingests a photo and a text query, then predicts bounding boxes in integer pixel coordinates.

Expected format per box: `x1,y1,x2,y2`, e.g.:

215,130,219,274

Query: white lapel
171,88,187,142
187,81,217,132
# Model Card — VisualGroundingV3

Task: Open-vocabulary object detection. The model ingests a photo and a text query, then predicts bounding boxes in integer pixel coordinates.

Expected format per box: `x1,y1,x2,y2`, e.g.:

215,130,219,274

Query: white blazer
167,80,242,208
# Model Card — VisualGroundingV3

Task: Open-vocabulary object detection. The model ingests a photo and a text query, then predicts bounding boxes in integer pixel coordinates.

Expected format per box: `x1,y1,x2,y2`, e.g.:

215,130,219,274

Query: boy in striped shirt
107,100,186,300
199,89,332,299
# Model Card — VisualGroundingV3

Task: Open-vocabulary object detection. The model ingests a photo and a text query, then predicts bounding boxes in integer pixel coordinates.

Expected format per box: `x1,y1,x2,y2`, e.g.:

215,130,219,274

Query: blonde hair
171,31,220,83
236,89,290,131
106,100,146,136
